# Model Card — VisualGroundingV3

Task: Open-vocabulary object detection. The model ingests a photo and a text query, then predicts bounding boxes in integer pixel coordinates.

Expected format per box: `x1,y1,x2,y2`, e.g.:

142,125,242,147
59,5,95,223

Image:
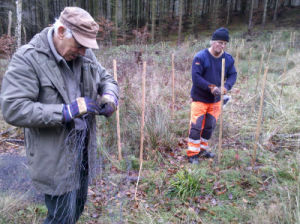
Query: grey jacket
0,28,119,195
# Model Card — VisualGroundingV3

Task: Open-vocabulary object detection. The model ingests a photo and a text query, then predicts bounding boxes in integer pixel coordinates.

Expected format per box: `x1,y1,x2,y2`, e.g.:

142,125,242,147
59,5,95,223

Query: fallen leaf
216,189,227,195
242,198,248,203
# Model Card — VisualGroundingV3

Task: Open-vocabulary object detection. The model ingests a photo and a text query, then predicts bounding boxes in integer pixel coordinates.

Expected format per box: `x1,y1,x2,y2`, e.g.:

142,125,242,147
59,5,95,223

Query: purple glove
97,94,118,118
63,97,100,123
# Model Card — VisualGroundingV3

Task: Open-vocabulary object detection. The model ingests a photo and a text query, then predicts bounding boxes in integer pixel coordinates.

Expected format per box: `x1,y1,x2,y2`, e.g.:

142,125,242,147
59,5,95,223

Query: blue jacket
191,49,237,103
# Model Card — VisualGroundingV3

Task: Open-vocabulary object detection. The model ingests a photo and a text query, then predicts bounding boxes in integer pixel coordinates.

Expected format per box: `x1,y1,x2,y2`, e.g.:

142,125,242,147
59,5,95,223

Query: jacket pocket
38,76,62,104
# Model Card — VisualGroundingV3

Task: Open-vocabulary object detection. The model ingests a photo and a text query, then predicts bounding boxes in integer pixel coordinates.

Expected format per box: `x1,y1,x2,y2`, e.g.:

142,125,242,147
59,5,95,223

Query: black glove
208,85,221,96
97,94,118,117
62,97,100,123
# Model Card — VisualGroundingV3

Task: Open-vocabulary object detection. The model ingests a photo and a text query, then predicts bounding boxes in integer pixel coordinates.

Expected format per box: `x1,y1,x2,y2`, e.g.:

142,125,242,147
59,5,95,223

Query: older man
187,27,237,164
0,7,119,223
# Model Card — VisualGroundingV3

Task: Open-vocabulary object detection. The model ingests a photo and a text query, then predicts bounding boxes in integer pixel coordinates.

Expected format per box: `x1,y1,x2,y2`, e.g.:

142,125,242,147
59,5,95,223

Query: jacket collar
29,27,53,57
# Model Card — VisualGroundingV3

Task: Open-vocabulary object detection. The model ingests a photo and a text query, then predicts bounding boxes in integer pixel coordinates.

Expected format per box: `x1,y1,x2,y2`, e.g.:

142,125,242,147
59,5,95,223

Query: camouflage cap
59,7,99,49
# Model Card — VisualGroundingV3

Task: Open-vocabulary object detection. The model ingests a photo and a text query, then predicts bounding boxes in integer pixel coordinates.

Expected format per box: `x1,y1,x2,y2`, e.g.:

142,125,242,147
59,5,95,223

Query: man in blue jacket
187,27,237,164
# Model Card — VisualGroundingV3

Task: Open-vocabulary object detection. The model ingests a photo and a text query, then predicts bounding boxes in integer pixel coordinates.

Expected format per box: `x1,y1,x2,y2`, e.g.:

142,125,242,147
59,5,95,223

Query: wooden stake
247,47,252,89
252,66,268,168
290,31,293,48
255,53,264,94
252,52,265,113
135,61,146,200
171,53,175,118
113,59,122,161
134,160,143,201
235,47,240,75
266,45,273,65
292,31,296,48
248,47,252,76
279,49,289,105
218,58,225,163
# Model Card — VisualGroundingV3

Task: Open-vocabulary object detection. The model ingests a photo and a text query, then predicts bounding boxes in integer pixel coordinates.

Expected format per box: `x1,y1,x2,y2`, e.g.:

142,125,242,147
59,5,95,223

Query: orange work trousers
187,101,221,157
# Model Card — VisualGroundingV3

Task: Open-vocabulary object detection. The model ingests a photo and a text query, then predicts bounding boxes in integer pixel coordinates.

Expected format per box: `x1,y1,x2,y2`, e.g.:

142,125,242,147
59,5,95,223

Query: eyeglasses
216,41,227,46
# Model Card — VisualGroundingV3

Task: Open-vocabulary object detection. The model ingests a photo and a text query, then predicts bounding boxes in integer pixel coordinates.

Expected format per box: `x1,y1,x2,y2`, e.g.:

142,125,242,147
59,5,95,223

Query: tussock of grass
167,168,207,199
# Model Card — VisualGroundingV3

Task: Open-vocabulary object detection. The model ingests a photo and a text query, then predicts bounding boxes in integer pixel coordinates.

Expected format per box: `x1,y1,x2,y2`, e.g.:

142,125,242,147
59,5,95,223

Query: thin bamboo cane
255,53,264,94
290,31,293,48
134,160,143,201
247,47,252,89
235,48,240,75
266,45,273,65
279,49,289,105
218,58,225,163
248,47,252,72
252,52,265,113
292,31,296,48
172,53,175,118
113,59,122,161
252,66,269,168
135,61,146,200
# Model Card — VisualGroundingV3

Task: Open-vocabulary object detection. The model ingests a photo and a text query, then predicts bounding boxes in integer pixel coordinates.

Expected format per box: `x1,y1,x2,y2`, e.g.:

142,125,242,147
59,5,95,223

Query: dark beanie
211,27,230,42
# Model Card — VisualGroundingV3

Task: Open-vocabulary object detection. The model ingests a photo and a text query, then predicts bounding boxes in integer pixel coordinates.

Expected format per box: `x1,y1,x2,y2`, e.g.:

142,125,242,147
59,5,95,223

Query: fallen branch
0,138,24,144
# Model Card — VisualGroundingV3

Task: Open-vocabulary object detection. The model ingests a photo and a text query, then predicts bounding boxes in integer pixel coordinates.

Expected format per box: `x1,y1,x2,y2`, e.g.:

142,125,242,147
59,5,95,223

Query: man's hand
208,85,227,96
208,85,221,96
97,94,118,118
63,97,100,123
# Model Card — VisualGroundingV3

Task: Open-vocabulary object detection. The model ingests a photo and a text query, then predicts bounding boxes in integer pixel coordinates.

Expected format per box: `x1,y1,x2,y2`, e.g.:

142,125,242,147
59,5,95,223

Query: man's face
211,40,227,55
60,36,86,61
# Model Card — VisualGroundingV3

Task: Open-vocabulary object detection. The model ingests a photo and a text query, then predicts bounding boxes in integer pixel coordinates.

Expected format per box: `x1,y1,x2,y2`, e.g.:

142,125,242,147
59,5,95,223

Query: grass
0,24,299,223
0,192,46,223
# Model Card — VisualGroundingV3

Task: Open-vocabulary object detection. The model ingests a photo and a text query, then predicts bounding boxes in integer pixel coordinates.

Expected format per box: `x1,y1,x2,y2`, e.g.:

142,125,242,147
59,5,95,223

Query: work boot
199,150,215,158
188,154,200,164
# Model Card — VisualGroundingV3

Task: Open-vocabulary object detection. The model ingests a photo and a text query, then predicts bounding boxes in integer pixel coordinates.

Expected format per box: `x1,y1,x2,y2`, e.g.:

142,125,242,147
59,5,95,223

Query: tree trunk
248,0,254,34
42,0,49,27
172,0,175,18
209,0,219,29
151,0,156,43
177,0,183,45
8,10,12,36
262,0,268,25
122,0,126,40
93,0,99,19
105,0,111,20
16,0,22,48
35,0,40,32
273,0,279,21
191,0,195,37
136,0,140,28
113,0,118,45
158,0,164,40
226,0,231,25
